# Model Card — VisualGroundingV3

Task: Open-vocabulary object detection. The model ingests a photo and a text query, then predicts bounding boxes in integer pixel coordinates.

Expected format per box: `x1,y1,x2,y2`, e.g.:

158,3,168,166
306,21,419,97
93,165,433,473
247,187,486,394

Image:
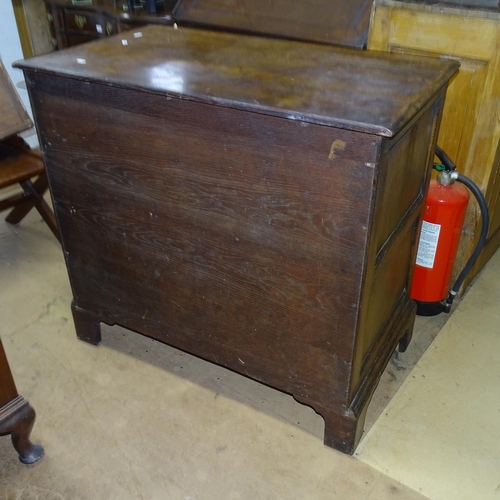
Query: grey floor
0,206,454,500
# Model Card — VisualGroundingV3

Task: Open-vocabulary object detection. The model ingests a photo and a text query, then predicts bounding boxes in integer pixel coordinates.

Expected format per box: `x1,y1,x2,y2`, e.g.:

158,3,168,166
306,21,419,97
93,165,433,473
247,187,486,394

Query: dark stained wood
18,25,458,137
46,0,176,49
17,26,458,454
0,337,44,464
396,0,499,10
47,0,178,23
173,0,375,48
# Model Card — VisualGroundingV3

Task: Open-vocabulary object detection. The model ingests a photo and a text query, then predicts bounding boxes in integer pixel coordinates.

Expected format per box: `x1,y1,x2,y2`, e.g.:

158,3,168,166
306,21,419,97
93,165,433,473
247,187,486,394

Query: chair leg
5,174,49,225
0,396,44,465
10,176,61,243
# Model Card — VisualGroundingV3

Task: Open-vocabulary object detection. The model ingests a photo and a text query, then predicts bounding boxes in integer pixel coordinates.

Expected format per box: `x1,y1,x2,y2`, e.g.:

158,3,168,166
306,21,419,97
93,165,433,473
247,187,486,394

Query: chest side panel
351,93,445,400
28,73,379,406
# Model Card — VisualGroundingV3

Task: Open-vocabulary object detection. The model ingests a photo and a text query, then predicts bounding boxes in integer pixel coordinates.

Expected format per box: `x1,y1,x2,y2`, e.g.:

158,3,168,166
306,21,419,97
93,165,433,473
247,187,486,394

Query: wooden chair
0,59,60,242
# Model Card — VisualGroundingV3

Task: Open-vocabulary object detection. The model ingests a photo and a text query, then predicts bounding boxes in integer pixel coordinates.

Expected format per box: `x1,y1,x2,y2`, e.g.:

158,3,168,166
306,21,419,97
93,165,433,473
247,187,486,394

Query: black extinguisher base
415,300,446,316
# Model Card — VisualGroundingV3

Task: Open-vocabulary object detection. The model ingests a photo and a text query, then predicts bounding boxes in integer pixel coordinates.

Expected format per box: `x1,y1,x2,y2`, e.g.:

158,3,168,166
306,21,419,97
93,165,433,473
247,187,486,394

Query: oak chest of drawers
17,25,458,453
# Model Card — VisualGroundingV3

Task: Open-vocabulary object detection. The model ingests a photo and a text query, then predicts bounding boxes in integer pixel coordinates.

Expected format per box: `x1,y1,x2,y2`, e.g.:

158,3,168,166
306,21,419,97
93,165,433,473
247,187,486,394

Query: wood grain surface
173,0,374,48
16,25,459,137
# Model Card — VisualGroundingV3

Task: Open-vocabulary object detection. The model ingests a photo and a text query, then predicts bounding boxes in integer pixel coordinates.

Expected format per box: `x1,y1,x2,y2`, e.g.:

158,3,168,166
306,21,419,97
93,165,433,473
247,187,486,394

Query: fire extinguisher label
416,221,441,269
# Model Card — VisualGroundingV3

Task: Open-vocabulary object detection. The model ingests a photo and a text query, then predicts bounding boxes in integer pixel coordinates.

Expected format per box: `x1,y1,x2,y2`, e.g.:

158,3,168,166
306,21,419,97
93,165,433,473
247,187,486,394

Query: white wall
0,2,39,147
0,1,33,119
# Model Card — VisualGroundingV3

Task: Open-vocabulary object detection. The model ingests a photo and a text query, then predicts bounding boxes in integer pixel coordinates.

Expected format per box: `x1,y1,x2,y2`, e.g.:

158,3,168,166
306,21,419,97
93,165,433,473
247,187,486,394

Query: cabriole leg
0,397,44,464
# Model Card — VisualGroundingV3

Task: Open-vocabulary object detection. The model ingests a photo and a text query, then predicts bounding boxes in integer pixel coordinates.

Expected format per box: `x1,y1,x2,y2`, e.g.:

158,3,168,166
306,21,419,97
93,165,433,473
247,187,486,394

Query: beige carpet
357,249,500,499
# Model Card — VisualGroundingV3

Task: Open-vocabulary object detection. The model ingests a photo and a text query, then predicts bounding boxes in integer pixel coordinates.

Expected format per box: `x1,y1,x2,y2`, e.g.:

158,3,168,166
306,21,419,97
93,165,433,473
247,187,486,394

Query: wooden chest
16,25,458,454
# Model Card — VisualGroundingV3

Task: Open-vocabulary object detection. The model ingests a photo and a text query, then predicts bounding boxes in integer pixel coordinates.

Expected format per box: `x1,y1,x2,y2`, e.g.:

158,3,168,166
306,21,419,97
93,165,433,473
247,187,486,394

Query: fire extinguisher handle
446,173,489,303
435,145,457,172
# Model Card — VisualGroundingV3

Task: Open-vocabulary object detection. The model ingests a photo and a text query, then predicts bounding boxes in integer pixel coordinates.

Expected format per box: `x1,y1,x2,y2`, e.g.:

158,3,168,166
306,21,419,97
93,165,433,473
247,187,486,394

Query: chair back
0,60,32,141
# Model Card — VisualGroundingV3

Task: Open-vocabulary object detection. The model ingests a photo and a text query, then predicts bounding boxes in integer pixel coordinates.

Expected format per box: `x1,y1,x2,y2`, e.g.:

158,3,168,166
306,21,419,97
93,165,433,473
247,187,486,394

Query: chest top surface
16,25,458,137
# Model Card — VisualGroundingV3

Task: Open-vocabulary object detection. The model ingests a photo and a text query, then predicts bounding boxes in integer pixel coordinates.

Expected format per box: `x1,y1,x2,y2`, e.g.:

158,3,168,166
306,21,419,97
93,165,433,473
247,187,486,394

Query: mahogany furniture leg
71,302,102,345
0,337,43,464
0,397,44,464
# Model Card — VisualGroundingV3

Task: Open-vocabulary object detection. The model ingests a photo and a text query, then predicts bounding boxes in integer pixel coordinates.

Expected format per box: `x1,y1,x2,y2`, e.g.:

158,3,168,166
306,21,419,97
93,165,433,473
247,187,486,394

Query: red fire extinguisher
410,146,489,316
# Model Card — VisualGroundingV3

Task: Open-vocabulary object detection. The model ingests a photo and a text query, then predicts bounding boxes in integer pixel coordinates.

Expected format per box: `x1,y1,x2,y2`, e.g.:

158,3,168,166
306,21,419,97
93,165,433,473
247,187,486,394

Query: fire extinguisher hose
435,146,490,312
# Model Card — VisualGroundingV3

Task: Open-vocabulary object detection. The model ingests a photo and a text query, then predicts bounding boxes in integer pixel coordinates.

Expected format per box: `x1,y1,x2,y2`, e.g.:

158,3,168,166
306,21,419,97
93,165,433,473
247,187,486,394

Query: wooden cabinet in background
45,0,178,49
369,0,500,291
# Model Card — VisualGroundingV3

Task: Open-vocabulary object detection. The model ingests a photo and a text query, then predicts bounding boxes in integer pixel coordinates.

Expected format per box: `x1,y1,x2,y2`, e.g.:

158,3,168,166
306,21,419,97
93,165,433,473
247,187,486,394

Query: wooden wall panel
369,0,500,290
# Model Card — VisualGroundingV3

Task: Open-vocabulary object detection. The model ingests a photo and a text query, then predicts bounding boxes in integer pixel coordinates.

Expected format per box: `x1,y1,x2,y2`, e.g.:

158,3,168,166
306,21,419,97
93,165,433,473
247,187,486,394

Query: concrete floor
0,207,459,499
357,248,500,500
